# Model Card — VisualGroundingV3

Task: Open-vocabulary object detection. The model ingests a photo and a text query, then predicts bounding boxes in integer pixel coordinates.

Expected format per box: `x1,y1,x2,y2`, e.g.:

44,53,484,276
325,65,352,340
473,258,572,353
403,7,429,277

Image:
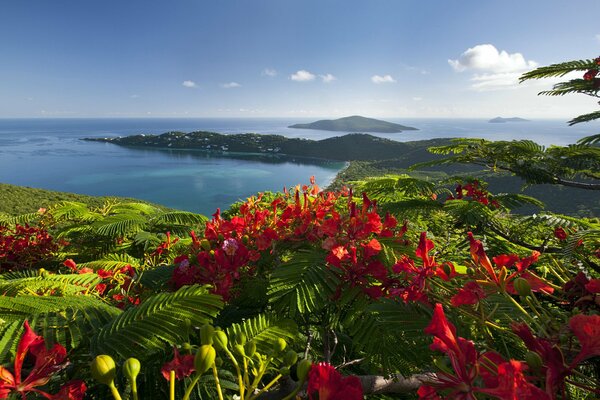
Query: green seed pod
296,359,312,382
283,350,298,367
235,331,247,346
275,338,287,353
200,324,215,345
279,367,290,376
194,345,216,375
213,329,228,351
234,344,246,357
182,342,193,354
91,355,117,386
122,358,141,383
245,341,257,358
200,239,211,251
524,351,543,371
513,277,532,297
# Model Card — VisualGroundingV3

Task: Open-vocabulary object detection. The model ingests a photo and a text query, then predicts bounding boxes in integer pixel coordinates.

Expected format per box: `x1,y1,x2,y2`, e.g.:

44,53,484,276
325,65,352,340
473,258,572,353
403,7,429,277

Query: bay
0,117,598,215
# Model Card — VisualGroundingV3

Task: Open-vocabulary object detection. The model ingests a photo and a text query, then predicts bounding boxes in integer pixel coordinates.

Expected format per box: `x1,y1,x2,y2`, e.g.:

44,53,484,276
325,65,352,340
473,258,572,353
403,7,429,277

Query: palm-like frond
91,285,223,360
268,249,340,318
0,273,102,296
519,59,597,81
225,313,299,356
78,253,141,271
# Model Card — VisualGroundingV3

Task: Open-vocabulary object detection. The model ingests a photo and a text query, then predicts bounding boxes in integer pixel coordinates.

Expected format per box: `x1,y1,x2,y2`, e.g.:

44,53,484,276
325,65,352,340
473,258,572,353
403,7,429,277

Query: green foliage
91,285,223,360
225,313,299,356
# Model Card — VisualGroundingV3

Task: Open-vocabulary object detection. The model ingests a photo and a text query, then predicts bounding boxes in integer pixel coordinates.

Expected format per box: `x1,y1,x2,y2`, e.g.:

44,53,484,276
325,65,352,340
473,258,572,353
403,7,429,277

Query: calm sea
0,117,598,215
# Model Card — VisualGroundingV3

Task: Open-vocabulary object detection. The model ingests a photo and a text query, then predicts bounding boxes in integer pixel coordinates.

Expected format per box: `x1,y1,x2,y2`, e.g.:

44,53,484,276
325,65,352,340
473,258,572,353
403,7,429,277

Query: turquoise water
0,117,598,215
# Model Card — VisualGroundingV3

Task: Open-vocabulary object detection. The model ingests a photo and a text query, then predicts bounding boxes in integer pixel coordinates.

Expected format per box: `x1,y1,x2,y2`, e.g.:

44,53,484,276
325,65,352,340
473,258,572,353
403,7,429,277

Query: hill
288,115,418,133
84,132,442,162
489,117,530,123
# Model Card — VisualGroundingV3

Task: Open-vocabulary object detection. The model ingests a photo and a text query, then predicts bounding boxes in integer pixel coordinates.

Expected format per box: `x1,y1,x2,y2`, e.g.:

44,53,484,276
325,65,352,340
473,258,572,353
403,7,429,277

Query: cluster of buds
159,323,312,400
90,355,140,400
583,57,600,81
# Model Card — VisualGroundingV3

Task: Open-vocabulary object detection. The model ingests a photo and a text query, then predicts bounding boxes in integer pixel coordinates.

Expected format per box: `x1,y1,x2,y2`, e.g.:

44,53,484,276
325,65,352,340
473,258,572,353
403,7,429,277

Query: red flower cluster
0,224,63,271
450,233,553,307
419,304,550,400
446,181,500,208
171,184,411,300
0,321,86,399
160,347,195,381
63,259,139,308
563,272,600,311
307,362,363,400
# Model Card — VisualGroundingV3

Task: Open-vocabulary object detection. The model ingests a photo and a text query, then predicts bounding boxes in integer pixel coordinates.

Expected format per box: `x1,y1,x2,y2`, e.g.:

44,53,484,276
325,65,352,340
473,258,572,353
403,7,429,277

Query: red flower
63,259,77,271
553,227,567,241
161,347,195,380
477,360,551,400
307,362,363,400
451,281,486,306
583,69,598,81
585,279,600,294
0,321,85,400
569,314,600,366
418,385,442,399
511,323,569,396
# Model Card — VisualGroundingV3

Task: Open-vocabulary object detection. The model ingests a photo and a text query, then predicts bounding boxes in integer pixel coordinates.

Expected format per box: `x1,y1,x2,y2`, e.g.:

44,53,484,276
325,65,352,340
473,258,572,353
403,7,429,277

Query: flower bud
245,341,257,358
194,345,216,375
234,344,245,357
274,338,287,353
235,332,247,346
91,355,117,386
213,329,228,351
200,324,215,345
524,351,543,371
279,367,290,376
296,359,312,382
122,358,141,383
283,350,298,367
182,342,193,353
513,277,532,297
242,235,250,245
215,357,223,367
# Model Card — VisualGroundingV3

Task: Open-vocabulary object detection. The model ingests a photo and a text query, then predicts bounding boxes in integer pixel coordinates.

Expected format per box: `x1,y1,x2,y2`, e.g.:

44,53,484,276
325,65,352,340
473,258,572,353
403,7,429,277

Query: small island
488,117,530,123
288,115,418,133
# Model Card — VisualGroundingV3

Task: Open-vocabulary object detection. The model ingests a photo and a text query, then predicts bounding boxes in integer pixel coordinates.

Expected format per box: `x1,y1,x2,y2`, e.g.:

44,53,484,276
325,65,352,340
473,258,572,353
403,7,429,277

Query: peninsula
288,115,418,133
84,131,444,162
488,117,530,123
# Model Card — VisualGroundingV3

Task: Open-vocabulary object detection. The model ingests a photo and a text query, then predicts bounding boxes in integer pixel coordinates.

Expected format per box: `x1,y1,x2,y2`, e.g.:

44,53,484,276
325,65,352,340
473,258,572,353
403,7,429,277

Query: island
83,131,444,162
488,117,530,123
288,115,418,133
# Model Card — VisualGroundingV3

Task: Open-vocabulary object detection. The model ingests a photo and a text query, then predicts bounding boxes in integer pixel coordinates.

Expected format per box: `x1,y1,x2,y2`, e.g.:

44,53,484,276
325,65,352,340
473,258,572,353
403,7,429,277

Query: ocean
0,117,598,215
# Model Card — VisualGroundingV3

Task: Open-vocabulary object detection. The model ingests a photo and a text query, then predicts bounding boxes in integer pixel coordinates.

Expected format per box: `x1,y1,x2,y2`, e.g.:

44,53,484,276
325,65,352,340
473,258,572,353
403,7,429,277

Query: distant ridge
489,117,530,123
288,115,418,133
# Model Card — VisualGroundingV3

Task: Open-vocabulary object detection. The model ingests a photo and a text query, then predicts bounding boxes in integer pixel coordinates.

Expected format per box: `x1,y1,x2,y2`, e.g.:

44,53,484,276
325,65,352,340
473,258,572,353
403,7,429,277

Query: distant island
288,115,418,133
84,131,445,162
488,117,530,123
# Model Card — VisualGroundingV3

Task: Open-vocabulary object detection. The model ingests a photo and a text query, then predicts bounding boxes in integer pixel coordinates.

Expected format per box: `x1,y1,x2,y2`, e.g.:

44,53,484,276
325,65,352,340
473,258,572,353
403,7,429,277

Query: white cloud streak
371,74,396,84
182,80,197,88
290,70,316,82
221,82,241,89
320,73,336,83
262,68,277,77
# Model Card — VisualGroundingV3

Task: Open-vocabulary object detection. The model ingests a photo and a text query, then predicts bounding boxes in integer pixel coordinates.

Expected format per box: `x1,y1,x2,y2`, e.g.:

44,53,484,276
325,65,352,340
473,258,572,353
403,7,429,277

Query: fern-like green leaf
268,250,340,318
91,285,223,360
225,313,299,356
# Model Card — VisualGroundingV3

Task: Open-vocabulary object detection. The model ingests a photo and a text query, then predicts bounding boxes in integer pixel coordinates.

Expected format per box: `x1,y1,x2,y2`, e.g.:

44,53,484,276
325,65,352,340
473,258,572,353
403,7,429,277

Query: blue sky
1,0,599,119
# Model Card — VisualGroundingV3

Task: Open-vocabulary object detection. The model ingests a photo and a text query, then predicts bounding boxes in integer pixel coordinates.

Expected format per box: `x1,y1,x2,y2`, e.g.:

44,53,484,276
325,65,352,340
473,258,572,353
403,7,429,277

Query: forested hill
85,132,449,162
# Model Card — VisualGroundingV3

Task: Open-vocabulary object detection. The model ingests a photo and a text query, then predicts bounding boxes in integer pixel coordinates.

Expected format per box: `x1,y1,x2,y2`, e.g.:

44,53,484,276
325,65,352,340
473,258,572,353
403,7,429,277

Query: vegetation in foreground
0,57,598,400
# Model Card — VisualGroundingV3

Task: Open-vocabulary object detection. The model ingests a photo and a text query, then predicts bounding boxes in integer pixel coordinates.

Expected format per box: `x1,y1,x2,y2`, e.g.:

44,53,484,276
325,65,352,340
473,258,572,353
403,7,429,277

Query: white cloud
449,44,537,73
371,74,396,84
449,44,538,91
262,68,277,77
320,73,336,83
290,70,316,82
221,82,241,89
182,80,197,88
412,97,423,101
